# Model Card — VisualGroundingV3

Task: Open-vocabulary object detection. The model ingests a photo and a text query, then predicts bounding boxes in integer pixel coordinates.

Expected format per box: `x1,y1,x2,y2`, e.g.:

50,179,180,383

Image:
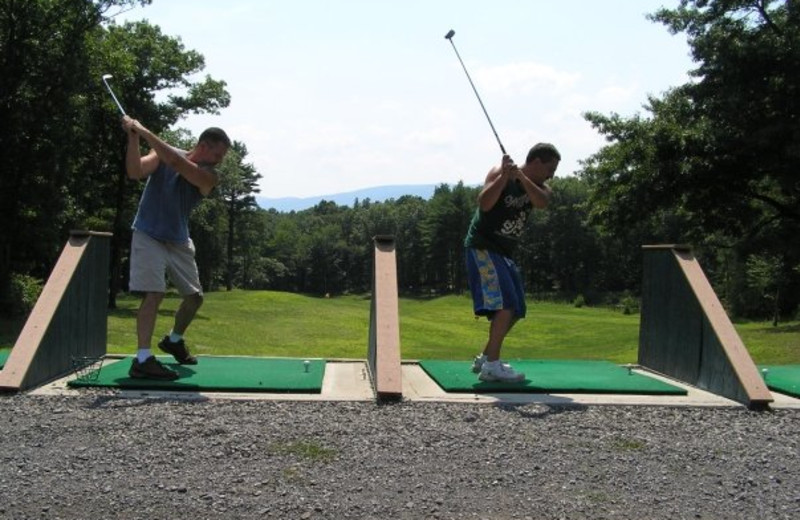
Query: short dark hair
198,127,231,148
525,142,561,165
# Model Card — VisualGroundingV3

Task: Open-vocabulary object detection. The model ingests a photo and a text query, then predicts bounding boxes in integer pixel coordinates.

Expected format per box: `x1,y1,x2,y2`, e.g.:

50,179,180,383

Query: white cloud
118,0,694,199
475,62,581,96
403,127,456,148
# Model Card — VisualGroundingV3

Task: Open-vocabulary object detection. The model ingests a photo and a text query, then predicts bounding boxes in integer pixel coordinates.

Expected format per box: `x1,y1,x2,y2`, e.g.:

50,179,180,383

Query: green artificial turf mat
68,356,325,393
419,359,687,395
759,364,800,398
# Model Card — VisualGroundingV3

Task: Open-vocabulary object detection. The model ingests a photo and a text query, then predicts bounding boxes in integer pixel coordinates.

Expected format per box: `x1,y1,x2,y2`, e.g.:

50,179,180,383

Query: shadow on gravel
493,402,589,420
85,394,211,409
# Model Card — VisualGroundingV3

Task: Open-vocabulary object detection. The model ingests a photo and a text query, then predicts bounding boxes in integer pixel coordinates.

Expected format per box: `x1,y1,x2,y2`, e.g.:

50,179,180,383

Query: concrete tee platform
27,358,800,409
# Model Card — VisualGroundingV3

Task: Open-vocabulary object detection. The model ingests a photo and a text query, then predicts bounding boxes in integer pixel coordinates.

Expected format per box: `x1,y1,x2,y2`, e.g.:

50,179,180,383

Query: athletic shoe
471,354,511,373
479,361,525,382
471,354,488,373
129,356,179,381
158,336,198,365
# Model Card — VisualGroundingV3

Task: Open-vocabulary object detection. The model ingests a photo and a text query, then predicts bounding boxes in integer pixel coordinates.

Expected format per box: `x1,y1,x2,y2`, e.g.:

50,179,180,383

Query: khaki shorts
129,230,203,296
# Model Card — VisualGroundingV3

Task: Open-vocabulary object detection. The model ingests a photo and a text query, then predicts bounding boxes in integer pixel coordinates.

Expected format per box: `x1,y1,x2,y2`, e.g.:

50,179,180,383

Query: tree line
1,0,798,324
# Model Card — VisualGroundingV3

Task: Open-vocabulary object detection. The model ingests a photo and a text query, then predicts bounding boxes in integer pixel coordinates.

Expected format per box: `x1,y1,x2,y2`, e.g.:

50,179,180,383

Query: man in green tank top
464,143,560,382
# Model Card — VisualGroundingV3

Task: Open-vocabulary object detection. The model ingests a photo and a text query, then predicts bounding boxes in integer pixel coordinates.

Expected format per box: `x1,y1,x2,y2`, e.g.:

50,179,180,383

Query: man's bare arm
122,116,218,195
476,155,515,211
124,122,159,180
514,170,551,209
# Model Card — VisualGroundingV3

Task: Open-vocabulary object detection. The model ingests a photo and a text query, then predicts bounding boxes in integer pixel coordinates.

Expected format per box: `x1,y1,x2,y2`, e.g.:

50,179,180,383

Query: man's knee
185,292,204,308
140,292,164,308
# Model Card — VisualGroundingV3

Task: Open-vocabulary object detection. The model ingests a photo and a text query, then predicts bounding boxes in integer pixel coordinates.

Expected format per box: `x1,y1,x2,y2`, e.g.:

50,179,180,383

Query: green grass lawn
106,291,372,359
398,296,641,363
735,320,800,365
2,290,798,365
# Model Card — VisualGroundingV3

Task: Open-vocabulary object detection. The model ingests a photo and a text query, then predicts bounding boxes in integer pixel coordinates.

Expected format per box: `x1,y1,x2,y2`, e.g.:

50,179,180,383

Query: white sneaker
471,354,487,373
471,355,511,373
479,361,525,382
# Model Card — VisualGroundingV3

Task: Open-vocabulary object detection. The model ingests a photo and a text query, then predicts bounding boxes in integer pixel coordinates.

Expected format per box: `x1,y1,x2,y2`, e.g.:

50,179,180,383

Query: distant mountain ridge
257,184,438,212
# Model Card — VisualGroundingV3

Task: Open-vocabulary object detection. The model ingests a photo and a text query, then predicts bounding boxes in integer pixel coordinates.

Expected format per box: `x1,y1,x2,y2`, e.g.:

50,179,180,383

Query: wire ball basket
70,356,104,383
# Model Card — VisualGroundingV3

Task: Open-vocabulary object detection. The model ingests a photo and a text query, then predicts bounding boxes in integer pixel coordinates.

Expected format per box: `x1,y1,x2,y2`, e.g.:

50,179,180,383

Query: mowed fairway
102,290,800,365
398,297,640,363
107,291,372,359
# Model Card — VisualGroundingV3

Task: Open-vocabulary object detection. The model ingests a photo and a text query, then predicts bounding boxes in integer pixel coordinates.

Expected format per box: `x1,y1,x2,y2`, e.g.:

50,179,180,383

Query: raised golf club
444,29,506,155
101,74,126,116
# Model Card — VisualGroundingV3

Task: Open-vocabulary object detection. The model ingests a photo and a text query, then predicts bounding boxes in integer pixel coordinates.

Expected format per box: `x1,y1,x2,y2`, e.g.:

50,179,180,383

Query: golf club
101,74,126,116
444,29,506,155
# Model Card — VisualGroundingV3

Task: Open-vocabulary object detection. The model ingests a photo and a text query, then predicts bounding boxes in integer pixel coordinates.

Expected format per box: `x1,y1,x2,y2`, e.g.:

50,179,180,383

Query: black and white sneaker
158,336,198,365
129,356,179,381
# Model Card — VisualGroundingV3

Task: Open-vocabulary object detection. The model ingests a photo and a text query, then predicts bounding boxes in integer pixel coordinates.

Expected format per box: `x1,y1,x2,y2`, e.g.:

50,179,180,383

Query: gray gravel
1,393,798,520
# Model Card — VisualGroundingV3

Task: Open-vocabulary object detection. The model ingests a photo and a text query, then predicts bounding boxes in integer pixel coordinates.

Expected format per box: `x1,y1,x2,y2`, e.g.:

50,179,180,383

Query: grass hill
100,290,800,365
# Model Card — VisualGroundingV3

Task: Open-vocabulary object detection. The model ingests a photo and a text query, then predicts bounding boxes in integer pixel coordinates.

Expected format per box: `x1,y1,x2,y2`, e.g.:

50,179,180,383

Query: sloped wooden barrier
0,231,110,391
639,245,772,409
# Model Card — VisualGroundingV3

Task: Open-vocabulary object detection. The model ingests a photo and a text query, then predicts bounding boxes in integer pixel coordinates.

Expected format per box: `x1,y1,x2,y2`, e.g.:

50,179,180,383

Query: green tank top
464,180,532,258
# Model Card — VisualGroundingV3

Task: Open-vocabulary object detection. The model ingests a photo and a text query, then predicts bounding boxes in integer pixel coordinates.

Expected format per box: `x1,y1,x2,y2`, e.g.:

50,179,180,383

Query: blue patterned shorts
465,248,526,319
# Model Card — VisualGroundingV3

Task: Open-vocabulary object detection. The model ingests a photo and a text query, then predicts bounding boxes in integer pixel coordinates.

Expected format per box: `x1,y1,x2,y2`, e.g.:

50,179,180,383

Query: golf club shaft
102,77,126,116
445,32,506,155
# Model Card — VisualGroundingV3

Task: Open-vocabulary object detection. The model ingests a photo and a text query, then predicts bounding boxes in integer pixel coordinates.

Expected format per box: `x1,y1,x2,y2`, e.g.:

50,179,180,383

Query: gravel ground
1,392,798,520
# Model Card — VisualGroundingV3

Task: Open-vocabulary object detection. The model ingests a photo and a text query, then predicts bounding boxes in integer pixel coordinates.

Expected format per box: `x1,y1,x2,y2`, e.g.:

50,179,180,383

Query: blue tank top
131,154,208,243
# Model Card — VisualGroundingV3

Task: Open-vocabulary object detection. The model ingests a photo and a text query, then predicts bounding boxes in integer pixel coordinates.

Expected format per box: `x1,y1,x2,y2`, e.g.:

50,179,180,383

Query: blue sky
115,1,694,198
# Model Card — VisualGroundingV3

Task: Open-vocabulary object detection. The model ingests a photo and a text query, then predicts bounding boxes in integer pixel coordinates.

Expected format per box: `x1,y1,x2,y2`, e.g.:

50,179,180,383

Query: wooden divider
0,231,111,391
639,245,772,409
367,235,402,401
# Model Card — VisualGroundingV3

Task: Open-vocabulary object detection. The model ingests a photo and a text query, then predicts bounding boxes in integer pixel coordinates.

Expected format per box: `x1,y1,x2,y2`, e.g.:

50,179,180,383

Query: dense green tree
649,0,799,238
0,1,231,311
392,195,428,293
268,213,310,292
190,196,227,291
519,177,601,299
216,141,261,290
581,0,800,317
745,253,785,325
0,0,149,311
420,182,477,292
234,210,280,289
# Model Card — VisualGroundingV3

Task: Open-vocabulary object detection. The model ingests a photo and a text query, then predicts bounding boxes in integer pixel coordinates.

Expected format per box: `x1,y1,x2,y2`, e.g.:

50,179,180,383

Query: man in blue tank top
122,116,231,380
464,143,560,382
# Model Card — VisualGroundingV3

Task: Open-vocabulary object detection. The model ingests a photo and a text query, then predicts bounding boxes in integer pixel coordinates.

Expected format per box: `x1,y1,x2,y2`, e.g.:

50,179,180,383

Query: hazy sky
114,1,694,198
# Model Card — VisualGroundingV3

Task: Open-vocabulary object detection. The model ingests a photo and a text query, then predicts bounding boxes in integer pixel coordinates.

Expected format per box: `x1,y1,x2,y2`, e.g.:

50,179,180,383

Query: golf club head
445,29,455,39
101,74,126,116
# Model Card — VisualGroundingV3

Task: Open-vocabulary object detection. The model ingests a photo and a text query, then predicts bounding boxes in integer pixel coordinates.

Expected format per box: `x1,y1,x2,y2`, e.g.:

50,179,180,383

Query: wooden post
639,245,772,409
0,231,111,391
367,235,402,401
